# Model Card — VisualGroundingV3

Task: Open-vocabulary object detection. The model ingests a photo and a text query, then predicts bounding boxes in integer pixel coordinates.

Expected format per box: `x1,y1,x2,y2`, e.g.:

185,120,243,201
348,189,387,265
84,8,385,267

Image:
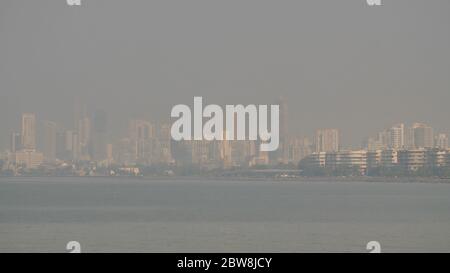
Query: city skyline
2,96,450,151
2,107,449,171
2,0,450,256
1,0,450,152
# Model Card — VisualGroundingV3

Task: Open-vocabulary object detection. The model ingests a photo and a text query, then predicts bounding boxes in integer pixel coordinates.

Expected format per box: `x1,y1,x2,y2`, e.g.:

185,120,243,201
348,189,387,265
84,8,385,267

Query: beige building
389,123,405,149
325,150,369,174
128,119,154,164
397,149,427,171
43,121,57,162
436,133,449,150
21,113,36,150
315,129,339,153
8,150,44,169
410,123,434,149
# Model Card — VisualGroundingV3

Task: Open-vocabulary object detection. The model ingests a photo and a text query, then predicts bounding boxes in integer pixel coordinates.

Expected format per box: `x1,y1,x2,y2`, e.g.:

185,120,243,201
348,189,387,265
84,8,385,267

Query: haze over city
1,0,450,152
3,0,450,256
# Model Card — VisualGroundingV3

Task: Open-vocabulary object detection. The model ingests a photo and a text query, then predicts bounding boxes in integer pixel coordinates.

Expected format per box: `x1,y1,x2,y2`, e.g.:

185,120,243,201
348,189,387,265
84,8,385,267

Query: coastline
1,175,450,184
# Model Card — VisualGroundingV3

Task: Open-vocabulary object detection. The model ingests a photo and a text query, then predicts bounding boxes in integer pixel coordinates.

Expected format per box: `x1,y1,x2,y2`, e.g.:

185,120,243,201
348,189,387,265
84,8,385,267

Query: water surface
1,177,449,252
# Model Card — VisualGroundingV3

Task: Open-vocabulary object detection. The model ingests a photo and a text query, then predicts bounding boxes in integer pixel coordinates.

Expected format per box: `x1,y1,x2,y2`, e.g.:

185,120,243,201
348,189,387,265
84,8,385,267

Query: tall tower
10,132,22,153
389,123,405,149
74,100,92,160
92,109,108,161
43,121,57,162
278,97,288,142
221,130,232,168
436,133,449,150
272,97,289,164
21,113,36,151
129,119,154,164
411,123,434,149
78,116,91,160
315,129,339,153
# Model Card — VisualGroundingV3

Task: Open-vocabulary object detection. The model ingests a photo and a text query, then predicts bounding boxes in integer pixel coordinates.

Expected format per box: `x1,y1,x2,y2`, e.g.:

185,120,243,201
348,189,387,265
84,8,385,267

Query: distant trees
366,166,407,177
299,160,450,178
298,163,362,177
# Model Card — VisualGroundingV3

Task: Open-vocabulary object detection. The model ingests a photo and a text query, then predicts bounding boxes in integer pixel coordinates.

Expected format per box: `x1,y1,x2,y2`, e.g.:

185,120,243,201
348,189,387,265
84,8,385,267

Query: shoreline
1,175,450,184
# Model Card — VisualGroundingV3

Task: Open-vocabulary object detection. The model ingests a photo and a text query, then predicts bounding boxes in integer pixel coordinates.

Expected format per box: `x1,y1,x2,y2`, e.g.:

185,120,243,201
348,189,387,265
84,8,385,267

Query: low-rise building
325,150,369,174
397,149,427,171
8,150,44,169
426,149,447,168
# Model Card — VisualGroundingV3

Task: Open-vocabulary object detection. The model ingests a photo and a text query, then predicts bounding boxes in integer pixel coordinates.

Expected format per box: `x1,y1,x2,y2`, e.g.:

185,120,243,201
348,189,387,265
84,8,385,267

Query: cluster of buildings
3,107,114,171
1,103,449,177
0,99,314,173
112,98,312,169
6,113,44,170
302,124,450,175
301,149,450,175
363,123,447,151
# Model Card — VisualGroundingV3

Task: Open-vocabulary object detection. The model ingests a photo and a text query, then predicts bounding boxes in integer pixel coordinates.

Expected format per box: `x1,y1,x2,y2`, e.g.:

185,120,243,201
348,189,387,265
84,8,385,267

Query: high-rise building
56,131,67,160
106,144,114,165
229,140,257,167
10,132,21,153
21,113,36,151
171,140,193,166
72,132,80,161
65,130,74,154
284,136,313,164
43,121,57,162
378,130,390,149
154,123,173,164
389,123,405,149
191,140,210,165
250,141,269,166
411,123,434,149
277,97,289,164
363,136,385,151
129,119,154,164
315,129,339,153
92,109,108,161
436,133,449,150
221,130,232,168
116,137,133,165
78,116,92,160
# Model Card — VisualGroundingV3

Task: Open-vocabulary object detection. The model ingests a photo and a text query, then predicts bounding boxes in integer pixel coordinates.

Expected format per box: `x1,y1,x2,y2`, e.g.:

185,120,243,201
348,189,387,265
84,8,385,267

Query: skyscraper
278,96,288,137
10,132,21,153
21,113,36,151
155,123,172,164
278,97,289,164
315,129,339,153
389,123,405,149
78,116,91,161
129,119,154,164
74,101,92,161
436,133,449,150
411,123,434,149
92,109,108,161
43,121,57,162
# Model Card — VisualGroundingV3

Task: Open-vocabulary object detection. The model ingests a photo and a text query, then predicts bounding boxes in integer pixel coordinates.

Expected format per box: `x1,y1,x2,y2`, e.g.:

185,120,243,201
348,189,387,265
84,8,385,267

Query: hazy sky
0,0,449,150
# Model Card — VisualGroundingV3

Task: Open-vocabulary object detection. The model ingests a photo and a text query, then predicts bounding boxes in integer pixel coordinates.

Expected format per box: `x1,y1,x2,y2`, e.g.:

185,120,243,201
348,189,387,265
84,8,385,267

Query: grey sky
0,0,449,150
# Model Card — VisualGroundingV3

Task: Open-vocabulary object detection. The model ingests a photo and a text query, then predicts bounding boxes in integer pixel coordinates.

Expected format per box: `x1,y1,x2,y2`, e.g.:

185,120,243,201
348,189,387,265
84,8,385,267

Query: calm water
1,177,450,253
